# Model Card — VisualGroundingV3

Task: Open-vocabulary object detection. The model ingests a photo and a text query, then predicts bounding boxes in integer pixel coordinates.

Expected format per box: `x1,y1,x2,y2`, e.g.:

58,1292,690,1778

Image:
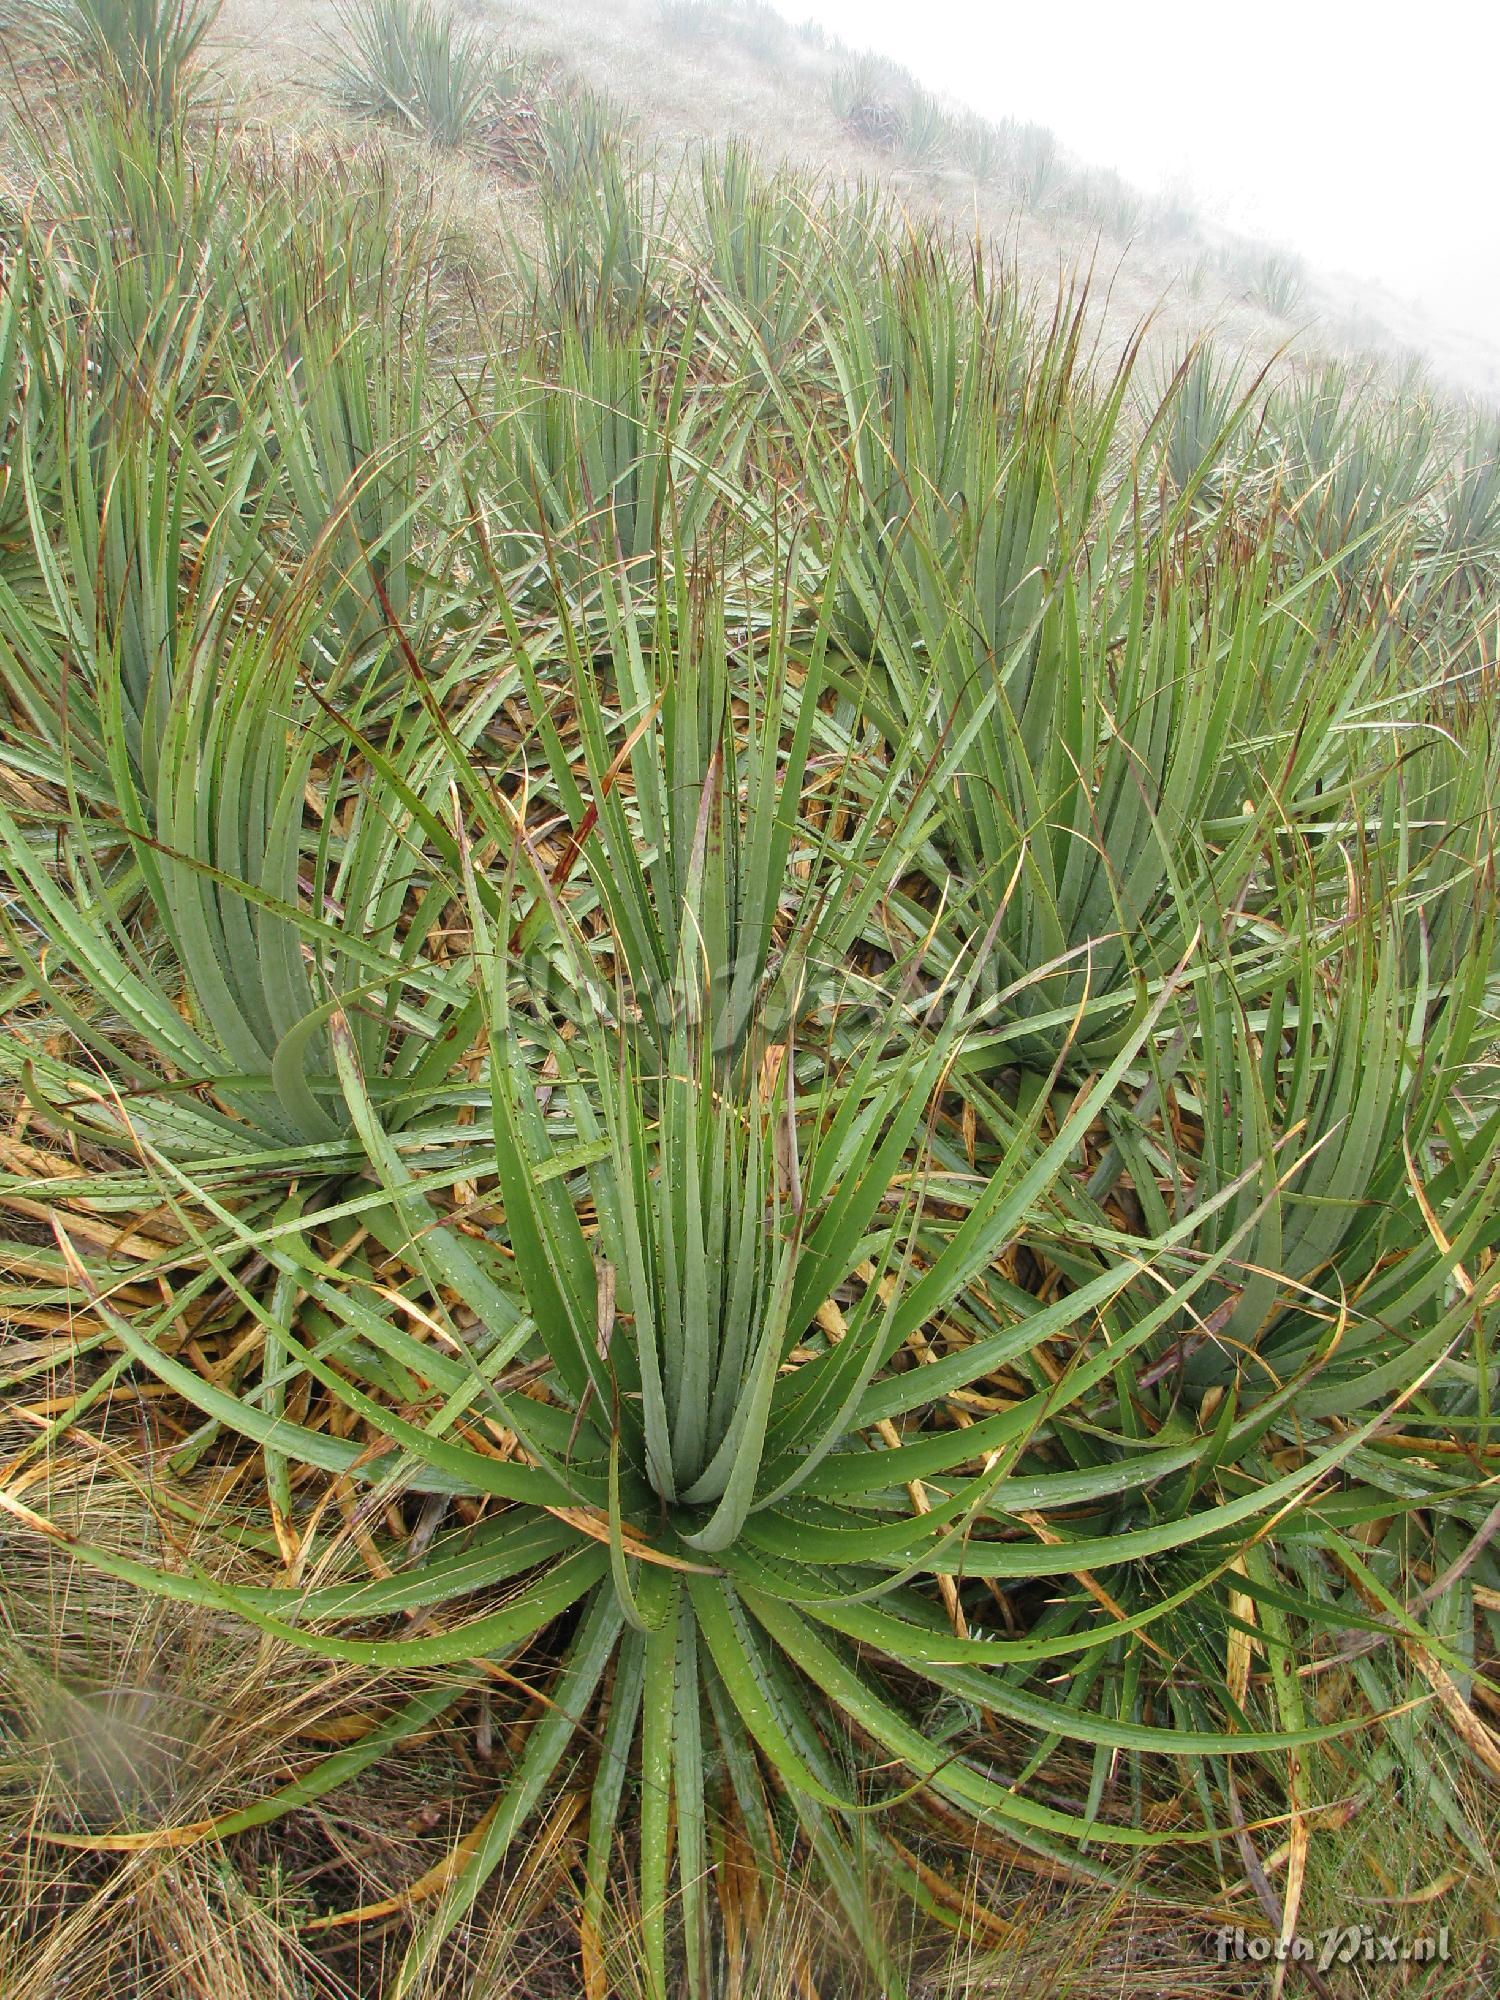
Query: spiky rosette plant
1131,879,1495,1406
0,572,515,1532
855,531,1397,1072
692,144,829,384
533,156,654,333
242,292,450,685
802,239,1130,717
470,325,746,600
461,563,958,1076
1144,339,1259,506
14,102,243,421
0,105,285,803
0,0,220,121
1413,408,1500,684
39,879,1399,1997
0,99,455,799
0,401,268,804
1270,361,1441,604
0,592,486,1168
323,0,503,147
28,578,1443,1987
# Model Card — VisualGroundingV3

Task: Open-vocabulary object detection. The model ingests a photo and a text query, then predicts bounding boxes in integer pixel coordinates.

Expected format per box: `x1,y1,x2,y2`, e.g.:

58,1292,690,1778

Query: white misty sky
769,0,1500,350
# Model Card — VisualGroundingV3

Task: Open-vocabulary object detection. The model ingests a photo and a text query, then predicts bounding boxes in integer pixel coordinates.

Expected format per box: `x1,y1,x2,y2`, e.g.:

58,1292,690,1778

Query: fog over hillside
771,0,1500,378
180,0,1496,400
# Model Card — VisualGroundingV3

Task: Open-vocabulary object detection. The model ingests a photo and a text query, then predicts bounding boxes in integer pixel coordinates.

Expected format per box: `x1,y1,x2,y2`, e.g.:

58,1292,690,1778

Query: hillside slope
213,0,1500,400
